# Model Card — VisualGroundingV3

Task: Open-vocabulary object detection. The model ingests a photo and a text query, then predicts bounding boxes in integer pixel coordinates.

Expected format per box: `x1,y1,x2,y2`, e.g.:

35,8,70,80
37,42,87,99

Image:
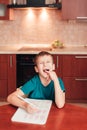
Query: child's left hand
45,70,58,81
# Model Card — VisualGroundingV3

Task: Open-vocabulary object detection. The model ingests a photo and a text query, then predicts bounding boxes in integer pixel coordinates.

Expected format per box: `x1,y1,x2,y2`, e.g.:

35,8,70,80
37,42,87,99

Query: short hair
33,51,54,65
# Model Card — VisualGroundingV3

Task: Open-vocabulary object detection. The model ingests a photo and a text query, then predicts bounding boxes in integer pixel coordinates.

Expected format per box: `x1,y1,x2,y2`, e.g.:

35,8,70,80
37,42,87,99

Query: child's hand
25,103,39,114
45,70,58,81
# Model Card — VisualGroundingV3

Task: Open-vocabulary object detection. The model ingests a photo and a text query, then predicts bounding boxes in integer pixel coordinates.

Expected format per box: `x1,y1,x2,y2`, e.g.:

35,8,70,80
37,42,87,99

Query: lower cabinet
62,55,87,102
7,54,16,95
53,54,63,78
0,80,7,98
0,54,16,99
52,54,87,102
0,54,87,102
63,77,87,100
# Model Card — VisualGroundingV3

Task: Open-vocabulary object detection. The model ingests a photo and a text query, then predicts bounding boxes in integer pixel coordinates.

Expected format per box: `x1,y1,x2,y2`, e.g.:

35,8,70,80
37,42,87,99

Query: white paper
11,99,52,125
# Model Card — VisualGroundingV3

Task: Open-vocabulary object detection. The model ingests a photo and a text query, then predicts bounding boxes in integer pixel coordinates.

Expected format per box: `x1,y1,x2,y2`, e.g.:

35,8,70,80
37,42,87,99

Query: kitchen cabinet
0,0,13,20
7,1,61,9
0,55,8,98
1,53,87,102
0,54,16,98
7,54,16,95
62,55,87,102
62,0,87,20
53,54,63,78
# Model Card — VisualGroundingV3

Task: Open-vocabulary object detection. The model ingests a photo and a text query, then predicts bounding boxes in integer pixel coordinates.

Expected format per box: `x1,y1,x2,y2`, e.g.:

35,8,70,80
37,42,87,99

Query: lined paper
11,99,52,125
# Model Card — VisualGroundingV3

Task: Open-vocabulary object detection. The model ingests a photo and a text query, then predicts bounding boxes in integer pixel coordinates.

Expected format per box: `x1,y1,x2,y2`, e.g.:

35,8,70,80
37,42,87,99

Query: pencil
17,95,39,109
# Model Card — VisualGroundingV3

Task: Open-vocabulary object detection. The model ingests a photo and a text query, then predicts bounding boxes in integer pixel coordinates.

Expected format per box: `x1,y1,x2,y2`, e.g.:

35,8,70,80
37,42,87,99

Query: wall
0,9,87,46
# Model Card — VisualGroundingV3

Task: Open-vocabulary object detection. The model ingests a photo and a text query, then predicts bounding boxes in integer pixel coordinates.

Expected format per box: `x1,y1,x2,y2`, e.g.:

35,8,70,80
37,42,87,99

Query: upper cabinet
0,0,14,20
62,0,87,20
7,0,62,9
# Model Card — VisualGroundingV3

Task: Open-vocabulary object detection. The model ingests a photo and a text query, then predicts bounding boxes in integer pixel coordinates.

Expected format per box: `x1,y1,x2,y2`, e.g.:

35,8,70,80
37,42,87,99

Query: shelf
7,3,62,9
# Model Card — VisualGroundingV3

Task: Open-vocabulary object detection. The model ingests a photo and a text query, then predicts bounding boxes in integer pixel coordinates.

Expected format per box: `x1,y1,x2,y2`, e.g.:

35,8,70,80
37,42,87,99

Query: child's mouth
43,69,49,72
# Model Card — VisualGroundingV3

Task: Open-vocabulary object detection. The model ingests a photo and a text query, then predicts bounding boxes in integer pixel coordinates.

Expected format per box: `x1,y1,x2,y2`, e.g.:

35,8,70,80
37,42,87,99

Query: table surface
0,103,87,130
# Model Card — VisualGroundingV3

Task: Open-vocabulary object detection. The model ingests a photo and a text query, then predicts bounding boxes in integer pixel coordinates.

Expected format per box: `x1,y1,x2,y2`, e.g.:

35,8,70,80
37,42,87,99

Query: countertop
0,45,87,55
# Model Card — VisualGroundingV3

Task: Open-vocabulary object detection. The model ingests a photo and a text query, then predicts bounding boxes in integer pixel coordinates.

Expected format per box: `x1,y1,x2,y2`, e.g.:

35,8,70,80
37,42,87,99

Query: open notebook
11,99,52,125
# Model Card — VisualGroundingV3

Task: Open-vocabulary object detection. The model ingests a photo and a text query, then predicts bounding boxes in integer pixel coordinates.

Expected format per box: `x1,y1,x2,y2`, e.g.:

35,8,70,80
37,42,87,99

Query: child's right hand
25,103,39,114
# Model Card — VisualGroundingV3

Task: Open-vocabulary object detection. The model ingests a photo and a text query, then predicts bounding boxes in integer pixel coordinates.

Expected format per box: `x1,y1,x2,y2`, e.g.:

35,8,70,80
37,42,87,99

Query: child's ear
53,64,55,70
34,66,39,73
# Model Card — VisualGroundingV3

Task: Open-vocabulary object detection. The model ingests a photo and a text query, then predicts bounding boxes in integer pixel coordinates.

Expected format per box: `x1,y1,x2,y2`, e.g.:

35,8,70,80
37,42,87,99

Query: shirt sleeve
20,76,36,95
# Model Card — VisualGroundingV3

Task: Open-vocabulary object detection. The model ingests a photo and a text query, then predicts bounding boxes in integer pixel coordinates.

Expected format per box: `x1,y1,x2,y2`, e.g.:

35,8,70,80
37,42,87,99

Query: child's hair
33,51,54,65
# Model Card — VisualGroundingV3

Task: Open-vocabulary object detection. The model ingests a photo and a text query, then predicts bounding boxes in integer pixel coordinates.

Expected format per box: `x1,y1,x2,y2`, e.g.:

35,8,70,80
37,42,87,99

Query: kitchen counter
0,45,87,54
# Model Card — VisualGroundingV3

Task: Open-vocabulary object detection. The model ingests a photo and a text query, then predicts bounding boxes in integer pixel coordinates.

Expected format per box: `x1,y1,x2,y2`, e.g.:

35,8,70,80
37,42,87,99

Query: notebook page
11,99,52,125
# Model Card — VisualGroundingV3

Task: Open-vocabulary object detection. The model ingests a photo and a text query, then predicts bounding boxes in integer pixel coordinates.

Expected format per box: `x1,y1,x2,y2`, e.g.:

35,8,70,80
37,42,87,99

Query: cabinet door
0,55,8,98
74,55,87,77
63,55,87,77
62,55,74,77
0,62,7,79
53,55,62,78
0,54,16,98
0,0,13,20
62,55,87,101
8,54,16,95
0,55,8,80
63,77,87,100
0,80,7,98
0,54,8,62
0,55,8,79
62,0,87,20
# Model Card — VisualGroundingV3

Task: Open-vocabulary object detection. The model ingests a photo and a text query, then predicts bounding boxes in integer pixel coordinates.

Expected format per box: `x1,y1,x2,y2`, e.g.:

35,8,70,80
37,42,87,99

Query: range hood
7,0,62,9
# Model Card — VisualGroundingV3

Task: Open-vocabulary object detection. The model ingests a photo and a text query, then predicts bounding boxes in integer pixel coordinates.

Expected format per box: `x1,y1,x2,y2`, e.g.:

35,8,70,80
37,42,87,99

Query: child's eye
40,62,43,64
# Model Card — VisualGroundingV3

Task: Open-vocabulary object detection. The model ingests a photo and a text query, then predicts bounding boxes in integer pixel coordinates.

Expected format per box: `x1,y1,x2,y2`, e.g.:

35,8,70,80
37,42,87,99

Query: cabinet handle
76,17,87,22
56,56,58,68
76,17,87,20
75,56,87,59
75,78,87,81
10,56,13,67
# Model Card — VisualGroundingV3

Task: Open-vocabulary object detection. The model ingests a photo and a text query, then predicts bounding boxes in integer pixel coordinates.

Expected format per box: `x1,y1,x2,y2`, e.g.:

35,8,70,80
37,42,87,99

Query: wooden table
0,103,87,130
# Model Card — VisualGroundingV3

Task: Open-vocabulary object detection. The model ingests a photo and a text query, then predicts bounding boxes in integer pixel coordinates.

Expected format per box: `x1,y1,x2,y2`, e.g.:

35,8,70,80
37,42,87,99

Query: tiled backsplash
0,9,87,46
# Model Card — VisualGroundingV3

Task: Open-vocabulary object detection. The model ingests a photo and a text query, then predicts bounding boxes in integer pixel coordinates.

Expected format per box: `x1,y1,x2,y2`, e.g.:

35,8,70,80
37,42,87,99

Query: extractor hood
7,0,62,9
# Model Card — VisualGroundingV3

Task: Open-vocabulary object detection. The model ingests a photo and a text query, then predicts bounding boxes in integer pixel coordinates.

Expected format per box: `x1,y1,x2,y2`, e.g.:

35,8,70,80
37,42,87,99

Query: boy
7,51,65,113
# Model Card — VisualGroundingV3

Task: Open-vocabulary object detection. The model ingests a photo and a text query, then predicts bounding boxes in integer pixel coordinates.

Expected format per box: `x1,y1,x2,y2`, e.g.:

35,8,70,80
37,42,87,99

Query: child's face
35,55,55,78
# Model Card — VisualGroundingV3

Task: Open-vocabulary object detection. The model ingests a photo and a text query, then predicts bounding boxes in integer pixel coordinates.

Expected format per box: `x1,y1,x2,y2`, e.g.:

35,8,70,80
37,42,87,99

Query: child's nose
43,62,47,66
